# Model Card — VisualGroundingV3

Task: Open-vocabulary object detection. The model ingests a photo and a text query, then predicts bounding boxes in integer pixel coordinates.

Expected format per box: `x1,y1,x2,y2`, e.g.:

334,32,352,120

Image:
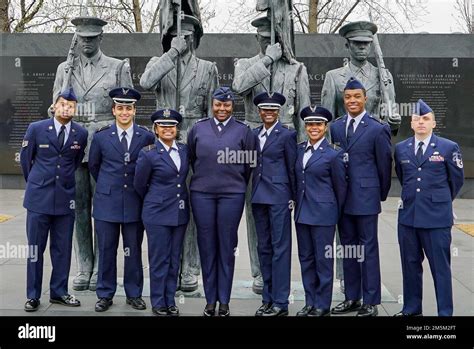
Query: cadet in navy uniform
187,87,257,316
251,92,296,317
20,88,88,311
394,99,464,317
88,87,155,312
134,109,190,316
330,78,392,317
295,106,347,317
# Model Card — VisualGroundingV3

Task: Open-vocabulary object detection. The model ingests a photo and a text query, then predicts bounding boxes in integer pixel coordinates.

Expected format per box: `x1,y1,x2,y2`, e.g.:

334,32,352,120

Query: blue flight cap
344,77,365,91
300,105,333,123
212,87,235,102
414,99,433,116
109,87,141,105
150,108,182,126
57,87,78,102
253,91,286,110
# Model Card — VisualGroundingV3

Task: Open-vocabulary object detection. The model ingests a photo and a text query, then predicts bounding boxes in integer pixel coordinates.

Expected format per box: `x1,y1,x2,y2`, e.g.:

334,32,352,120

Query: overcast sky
204,0,470,34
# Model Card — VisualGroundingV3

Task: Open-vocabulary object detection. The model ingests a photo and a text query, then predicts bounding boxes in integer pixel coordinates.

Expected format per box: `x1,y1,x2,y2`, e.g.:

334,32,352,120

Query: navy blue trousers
145,223,187,309
296,223,335,310
339,214,381,305
95,220,144,299
191,191,245,305
252,203,292,309
26,210,75,299
398,223,453,316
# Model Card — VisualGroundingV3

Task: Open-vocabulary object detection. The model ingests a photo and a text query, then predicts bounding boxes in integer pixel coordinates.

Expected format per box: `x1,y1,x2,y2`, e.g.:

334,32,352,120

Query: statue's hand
388,113,402,126
170,36,187,55
265,43,282,63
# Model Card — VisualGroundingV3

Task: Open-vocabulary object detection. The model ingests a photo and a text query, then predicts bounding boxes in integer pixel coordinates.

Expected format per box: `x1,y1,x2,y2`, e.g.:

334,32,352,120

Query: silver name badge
39,144,50,148
400,159,410,164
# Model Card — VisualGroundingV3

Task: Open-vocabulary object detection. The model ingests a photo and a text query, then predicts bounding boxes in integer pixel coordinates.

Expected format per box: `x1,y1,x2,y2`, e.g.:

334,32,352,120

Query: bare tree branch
330,0,360,33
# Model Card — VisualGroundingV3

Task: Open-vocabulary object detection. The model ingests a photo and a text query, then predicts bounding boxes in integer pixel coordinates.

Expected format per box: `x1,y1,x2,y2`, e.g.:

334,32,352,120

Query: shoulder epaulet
298,141,307,146
142,144,156,152
329,143,341,151
334,116,344,122
196,117,210,123
368,115,386,125
281,124,290,129
138,124,151,132
96,124,112,133
235,119,250,127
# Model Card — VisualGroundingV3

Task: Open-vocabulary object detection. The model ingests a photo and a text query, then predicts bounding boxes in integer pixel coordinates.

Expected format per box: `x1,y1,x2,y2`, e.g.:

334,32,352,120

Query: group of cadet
19,15,464,317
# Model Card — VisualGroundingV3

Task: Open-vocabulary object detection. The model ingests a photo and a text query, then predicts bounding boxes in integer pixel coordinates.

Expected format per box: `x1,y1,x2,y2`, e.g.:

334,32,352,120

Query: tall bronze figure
53,17,133,291
233,0,310,294
321,21,401,134
140,0,218,292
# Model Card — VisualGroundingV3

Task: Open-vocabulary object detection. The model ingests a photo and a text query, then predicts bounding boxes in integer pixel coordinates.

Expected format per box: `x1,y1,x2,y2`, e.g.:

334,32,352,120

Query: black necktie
261,132,268,138
121,131,128,152
347,118,355,142
58,125,66,149
217,123,224,132
416,141,424,162
306,145,315,154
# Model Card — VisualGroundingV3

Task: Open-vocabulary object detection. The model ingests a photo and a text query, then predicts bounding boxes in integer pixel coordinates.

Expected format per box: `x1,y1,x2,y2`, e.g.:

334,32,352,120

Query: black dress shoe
203,304,216,317
393,311,423,317
152,307,169,316
218,303,230,317
95,298,113,312
331,300,362,314
357,304,378,317
262,306,289,317
296,305,314,317
24,299,40,312
49,294,80,307
126,297,146,310
168,306,180,316
308,308,330,317
255,303,272,316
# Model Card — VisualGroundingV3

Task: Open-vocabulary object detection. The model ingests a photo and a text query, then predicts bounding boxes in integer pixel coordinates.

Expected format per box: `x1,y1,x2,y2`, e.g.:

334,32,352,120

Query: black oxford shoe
262,306,288,317
126,297,146,310
357,304,378,317
393,311,422,317
218,303,230,317
255,303,272,316
24,299,40,312
296,305,314,317
95,298,113,312
308,308,330,317
331,300,362,314
203,304,216,317
152,307,168,316
168,306,180,316
49,294,80,307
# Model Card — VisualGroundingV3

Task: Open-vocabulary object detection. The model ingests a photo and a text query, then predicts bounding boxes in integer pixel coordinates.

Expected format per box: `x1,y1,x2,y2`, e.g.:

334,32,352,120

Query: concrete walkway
0,189,472,316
